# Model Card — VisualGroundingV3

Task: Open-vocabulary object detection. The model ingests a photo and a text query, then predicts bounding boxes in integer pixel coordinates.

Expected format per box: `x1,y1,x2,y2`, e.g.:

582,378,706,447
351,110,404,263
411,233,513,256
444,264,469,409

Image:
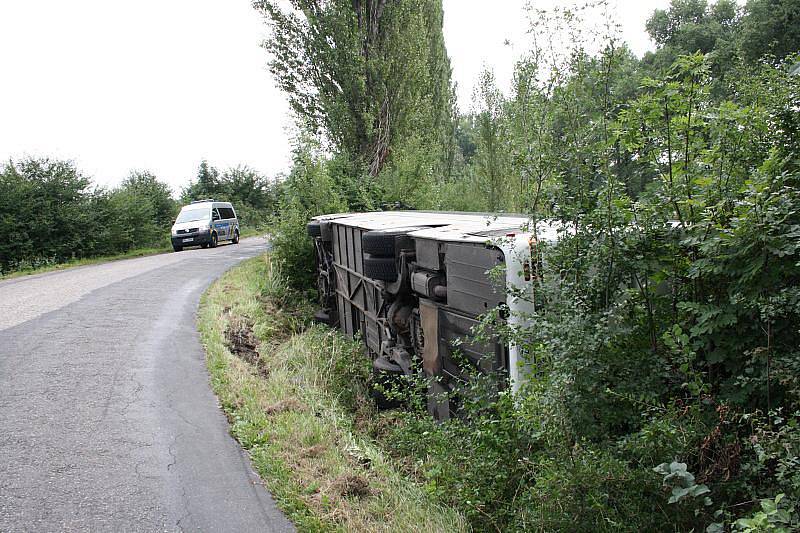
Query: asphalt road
0,237,294,532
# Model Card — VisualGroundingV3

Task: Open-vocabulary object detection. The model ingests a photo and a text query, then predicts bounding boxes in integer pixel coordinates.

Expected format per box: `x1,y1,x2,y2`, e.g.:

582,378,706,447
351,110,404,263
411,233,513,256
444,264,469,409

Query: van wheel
232,230,240,244
173,245,183,252
210,233,218,248
201,243,208,249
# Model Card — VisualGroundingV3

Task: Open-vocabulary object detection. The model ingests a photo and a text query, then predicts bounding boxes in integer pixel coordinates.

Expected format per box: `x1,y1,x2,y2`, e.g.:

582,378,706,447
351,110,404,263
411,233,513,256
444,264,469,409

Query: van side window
212,209,221,221
220,207,235,219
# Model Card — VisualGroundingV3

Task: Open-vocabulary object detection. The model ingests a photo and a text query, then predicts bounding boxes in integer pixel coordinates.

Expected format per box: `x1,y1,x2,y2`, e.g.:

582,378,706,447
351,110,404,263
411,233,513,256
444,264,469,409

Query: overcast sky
0,0,668,193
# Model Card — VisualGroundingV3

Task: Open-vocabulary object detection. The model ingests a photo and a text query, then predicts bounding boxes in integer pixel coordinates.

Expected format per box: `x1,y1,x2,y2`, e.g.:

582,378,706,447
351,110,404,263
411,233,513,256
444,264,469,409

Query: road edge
196,253,468,532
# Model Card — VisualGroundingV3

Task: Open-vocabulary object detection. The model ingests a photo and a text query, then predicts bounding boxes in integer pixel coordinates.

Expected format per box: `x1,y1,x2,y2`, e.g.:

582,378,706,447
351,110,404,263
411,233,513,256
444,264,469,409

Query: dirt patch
301,444,327,458
697,405,742,483
264,398,305,415
325,474,372,499
225,316,269,378
203,255,467,532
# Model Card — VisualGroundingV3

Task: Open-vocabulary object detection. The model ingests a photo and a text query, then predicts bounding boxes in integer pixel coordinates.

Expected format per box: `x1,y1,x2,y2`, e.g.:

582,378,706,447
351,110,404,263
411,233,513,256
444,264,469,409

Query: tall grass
198,254,467,532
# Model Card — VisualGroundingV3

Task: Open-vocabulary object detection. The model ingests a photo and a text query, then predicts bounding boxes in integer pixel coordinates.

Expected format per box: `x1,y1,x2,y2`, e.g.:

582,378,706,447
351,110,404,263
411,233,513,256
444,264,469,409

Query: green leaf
735,517,760,528
670,461,688,473
669,486,691,503
761,498,777,514
653,462,671,475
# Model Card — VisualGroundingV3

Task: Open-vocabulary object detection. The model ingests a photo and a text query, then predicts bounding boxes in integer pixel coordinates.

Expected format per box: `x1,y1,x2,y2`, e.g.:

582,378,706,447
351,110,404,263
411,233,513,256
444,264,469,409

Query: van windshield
176,208,210,223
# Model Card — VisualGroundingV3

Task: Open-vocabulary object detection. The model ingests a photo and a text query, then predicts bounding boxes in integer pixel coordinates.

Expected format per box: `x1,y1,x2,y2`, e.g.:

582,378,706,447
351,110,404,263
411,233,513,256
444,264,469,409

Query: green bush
268,144,368,289
358,52,800,533
270,200,318,291
182,162,277,231
0,159,177,273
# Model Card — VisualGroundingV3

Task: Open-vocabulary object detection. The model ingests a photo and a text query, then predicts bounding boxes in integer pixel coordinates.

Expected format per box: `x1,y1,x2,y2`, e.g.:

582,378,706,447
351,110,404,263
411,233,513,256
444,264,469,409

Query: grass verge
239,227,268,239
0,229,268,281
198,254,467,532
0,246,171,281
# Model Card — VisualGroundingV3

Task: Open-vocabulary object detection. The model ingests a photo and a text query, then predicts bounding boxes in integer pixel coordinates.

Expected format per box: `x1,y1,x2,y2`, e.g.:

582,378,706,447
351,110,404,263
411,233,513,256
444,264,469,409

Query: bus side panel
445,244,505,315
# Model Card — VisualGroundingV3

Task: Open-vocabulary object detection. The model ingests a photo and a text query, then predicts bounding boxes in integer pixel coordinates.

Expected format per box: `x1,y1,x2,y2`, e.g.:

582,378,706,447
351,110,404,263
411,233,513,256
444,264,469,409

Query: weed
198,254,466,532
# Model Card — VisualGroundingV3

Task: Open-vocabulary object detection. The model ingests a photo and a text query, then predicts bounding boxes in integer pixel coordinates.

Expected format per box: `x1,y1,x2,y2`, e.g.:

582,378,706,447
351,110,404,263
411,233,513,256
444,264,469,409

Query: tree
220,165,274,211
739,0,800,62
472,69,510,211
646,0,717,48
220,165,277,228
0,158,94,270
254,0,455,178
643,0,800,86
120,170,176,229
643,0,741,84
183,160,225,204
182,160,279,229
101,171,176,251
185,159,220,200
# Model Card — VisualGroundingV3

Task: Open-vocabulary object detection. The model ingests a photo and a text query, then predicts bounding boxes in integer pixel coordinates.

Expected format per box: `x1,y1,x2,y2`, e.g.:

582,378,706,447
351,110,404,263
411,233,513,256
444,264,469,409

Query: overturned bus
307,211,562,420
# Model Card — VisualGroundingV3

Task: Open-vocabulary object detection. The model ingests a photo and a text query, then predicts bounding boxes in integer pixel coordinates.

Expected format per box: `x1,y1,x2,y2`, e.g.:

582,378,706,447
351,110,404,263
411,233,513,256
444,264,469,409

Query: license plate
182,238,193,243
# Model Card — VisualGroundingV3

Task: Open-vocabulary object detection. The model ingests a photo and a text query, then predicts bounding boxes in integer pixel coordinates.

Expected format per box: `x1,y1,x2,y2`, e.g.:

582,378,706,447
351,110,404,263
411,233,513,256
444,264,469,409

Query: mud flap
427,381,451,422
419,298,450,420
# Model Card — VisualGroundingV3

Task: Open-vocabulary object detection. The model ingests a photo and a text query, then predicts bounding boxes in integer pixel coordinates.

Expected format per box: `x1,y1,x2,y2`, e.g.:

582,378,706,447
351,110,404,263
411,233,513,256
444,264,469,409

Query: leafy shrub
363,52,800,533
269,143,369,289
270,199,320,291
0,159,177,273
256,3,800,531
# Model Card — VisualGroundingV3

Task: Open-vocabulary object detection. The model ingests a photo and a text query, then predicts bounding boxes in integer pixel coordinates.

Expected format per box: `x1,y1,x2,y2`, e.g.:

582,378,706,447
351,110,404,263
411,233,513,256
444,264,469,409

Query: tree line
259,0,800,530
0,159,276,274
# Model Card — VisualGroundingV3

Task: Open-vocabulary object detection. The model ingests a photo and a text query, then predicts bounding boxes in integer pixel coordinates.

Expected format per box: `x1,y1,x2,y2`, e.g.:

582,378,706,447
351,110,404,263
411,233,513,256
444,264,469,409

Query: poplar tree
254,0,455,177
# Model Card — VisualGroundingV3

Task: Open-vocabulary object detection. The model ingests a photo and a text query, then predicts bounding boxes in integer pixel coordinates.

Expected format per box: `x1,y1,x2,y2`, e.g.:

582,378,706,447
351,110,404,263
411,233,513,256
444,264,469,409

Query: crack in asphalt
163,402,203,433
167,433,180,472
175,484,191,532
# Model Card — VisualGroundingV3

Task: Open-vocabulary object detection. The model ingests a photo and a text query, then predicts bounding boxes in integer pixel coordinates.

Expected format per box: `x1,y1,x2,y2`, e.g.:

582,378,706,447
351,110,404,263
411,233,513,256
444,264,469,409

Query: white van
171,200,240,252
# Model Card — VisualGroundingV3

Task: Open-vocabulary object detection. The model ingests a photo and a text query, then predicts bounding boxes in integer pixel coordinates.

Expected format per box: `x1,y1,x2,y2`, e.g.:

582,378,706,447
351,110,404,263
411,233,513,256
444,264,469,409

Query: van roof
180,201,233,209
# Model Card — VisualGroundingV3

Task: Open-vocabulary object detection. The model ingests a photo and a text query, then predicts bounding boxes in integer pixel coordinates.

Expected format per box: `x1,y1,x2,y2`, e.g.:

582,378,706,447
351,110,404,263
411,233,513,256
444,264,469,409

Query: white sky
443,0,671,108
0,0,668,192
